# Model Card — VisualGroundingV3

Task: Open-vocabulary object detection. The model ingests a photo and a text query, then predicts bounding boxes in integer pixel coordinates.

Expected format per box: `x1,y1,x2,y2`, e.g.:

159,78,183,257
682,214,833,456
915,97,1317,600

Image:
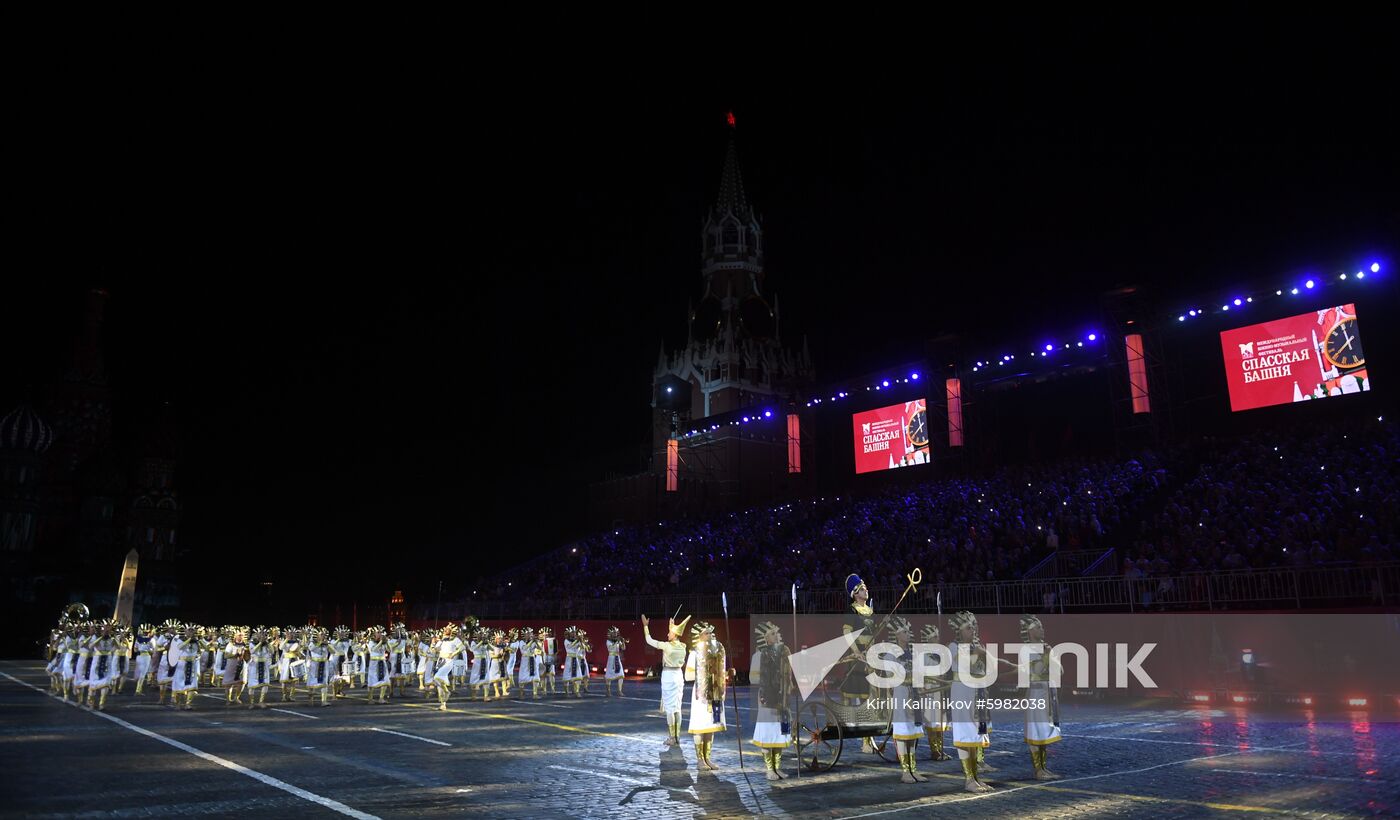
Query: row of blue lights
803,373,921,408
680,409,777,438
971,333,1099,372
1177,262,1380,322
784,258,1384,404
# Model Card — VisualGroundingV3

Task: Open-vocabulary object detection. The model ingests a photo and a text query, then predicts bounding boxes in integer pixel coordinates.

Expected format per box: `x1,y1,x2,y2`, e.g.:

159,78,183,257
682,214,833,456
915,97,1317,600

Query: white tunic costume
685,639,727,735
949,640,990,750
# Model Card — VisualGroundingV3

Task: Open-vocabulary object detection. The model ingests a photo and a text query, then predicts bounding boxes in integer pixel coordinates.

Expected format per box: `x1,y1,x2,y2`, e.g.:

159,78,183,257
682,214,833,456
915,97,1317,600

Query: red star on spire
726,111,736,128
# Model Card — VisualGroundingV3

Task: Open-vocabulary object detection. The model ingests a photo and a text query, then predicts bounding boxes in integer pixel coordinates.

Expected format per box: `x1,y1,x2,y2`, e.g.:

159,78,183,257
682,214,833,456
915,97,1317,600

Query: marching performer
72,621,94,706
85,619,122,711
517,627,542,698
749,621,791,781
305,627,334,706
888,617,928,783
389,624,412,698
468,627,489,701
948,611,992,792
200,627,219,687
131,624,156,695
114,623,132,695
487,628,510,700
330,626,352,698
278,627,304,702
563,627,591,698
456,618,478,688
641,613,690,745
58,623,80,700
505,627,523,696
431,622,465,711
366,626,392,703
154,620,179,705
684,621,727,772
244,627,275,708
352,630,368,689
604,626,627,697
843,573,879,754
1019,615,1062,780
416,628,435,696
538,627,558,695
171,624,202,710
46,626,66,695
919,623,951,761
222,627,248,704
210,627,227,689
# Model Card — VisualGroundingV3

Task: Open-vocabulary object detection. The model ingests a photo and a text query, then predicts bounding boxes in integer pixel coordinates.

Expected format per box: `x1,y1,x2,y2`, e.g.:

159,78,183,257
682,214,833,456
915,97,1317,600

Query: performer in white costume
1018,615,1063,780
641,613,690,746
749,621,791,781
685,620,727,773
887,617,928,783
604,625,627,697
948,611,993,792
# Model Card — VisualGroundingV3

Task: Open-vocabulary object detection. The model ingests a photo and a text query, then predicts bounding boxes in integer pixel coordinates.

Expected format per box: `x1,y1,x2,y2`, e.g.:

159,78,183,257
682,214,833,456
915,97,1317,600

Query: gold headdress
1019,615,1044,642
753,621,782,647
889,616,913,638
920,623,941,643
667,614,692,639
947,611,978,639
606,625,621,640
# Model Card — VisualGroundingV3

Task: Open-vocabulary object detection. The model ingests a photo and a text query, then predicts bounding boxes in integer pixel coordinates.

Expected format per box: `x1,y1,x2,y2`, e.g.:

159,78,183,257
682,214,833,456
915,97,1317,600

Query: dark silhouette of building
0,289,183,651
591,119,814,526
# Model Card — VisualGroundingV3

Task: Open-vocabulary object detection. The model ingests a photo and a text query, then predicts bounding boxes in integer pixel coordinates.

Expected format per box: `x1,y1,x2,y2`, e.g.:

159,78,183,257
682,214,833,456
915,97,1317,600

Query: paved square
1,661,1394,818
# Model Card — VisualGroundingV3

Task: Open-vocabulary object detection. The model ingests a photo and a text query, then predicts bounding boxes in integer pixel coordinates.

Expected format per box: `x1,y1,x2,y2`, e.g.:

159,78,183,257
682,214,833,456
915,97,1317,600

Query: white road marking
0,671,378,820
370,727,451,746
547,764,694,795
271,708,321,720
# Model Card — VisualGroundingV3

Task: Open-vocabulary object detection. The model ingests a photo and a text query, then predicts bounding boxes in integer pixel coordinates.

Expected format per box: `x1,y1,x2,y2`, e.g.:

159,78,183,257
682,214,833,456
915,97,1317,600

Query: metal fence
460,562,1399,620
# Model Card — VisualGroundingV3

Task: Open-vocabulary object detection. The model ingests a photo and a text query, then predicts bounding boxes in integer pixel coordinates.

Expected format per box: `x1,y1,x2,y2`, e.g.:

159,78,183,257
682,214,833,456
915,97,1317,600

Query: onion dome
0,404,54,453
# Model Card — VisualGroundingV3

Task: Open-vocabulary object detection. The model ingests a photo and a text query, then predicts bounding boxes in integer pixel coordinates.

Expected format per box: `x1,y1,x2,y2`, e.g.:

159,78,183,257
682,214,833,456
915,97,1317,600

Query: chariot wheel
795,699,843,771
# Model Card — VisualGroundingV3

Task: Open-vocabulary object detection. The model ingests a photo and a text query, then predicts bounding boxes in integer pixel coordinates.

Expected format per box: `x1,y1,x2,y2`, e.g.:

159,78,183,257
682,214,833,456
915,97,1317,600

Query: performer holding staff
888,617,928,783
749,621,791,781
641,612,690,746
1019,615,1062,780
685,621,727,772
948,611,992,792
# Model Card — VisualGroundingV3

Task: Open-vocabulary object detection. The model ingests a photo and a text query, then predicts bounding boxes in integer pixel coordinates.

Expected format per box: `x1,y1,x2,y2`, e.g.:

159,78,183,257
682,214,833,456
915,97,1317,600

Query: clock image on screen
1322,316,1364,370
906,408,929,448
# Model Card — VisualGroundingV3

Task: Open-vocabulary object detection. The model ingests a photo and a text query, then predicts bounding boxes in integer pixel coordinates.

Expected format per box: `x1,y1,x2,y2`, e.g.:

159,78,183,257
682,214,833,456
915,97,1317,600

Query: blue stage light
1179,315,1185,321
1305,279,1315,289
1372,263,1381,273
764,410,772,418
911,372,920,380
1088,334,1097,341
1233,298,1242,306
1291,287,1299,295
1189,310,1197,316
882,380,890,387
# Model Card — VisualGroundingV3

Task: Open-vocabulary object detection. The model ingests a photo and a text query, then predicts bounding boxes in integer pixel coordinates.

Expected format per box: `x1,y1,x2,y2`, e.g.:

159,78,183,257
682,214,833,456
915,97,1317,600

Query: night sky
5,26,1396,612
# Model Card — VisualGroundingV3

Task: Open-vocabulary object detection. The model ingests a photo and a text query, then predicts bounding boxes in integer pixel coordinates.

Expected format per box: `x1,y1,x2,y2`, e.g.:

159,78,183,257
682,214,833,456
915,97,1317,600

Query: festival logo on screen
1220,304,1371,412
852,399,931,474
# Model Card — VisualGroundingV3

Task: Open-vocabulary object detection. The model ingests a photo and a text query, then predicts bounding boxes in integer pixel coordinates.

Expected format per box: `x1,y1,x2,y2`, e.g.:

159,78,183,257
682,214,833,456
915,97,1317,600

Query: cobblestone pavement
2,660,1395,818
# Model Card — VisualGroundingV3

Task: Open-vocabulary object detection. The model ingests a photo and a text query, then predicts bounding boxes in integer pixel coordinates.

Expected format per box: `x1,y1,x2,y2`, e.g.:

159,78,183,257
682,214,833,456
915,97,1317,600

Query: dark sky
5,25,1397,605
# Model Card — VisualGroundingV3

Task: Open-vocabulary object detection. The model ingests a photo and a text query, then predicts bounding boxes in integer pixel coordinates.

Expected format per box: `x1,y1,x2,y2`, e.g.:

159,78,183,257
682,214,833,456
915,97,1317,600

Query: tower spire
714,128,749,218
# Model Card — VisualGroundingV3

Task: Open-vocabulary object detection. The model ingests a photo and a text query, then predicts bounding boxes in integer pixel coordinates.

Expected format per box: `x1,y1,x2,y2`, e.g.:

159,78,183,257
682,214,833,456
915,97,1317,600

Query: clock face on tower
906,408,929,448
1322,317,1365,370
